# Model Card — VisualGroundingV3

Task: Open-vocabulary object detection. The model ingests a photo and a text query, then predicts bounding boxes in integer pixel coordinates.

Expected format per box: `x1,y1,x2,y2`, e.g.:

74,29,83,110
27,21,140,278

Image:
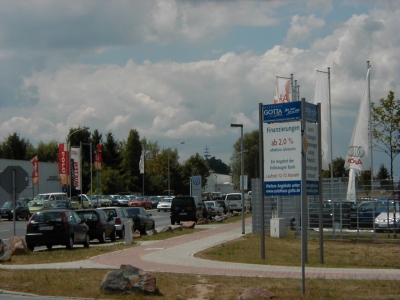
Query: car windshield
126,208,141,215
162,198,172,203
34,195,50,200
1,201,12,208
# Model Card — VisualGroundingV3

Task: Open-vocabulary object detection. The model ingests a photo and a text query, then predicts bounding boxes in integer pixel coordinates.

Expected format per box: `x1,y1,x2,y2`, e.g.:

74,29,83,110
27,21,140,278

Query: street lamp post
81,142,92,197
231,123,245,234
167,142,185,196
67,127,89,198
215,174,217,192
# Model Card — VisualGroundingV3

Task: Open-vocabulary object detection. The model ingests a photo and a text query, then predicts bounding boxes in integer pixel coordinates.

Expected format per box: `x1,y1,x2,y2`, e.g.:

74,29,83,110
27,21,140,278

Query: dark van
170,196,203,225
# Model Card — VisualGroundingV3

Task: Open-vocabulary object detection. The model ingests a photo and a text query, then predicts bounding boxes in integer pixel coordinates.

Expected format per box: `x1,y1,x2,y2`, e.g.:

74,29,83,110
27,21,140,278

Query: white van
225,193,242,212
34,193,68,201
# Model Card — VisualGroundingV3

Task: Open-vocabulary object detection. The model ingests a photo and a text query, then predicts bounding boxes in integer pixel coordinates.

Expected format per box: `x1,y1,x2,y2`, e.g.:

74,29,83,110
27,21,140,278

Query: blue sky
0,0,399,179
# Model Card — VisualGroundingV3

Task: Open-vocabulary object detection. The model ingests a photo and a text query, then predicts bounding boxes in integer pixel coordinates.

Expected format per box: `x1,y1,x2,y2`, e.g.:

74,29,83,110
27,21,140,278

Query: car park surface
25,209,90,251
125,206,155,234
97,207,133,239
75,209,116,242
0,201,30,221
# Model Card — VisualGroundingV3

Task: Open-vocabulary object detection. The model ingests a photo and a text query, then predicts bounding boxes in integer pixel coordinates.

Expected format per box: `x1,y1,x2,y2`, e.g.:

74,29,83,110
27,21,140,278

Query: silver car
157,198,173,212
375,207,400,232
97,207,133,238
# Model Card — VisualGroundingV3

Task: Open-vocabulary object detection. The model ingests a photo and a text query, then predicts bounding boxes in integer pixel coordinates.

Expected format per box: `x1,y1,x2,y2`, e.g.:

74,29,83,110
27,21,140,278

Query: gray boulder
9,236,29,256
100,264,156,294
0,239,11,262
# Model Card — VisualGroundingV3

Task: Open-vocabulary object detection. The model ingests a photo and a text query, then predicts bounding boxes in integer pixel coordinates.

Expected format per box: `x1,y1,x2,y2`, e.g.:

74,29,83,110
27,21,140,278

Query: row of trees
0,129,212,196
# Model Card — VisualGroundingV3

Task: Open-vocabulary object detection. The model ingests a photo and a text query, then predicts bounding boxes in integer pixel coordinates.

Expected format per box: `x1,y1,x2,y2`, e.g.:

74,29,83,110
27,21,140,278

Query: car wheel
157,209,160,212
151,222,155,231
141,223,147,235
118,227,125,239
83,234,90,248
110,229,117,242
16,214,20,221
25,214,30,220
99,231,106,243
66,236,74,249
170,219,175,225
27,244,34,252
46,244,53,250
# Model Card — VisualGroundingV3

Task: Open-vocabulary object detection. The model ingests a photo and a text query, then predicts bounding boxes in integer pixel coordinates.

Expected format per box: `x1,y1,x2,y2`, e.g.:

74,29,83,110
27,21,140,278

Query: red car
129,197,152,209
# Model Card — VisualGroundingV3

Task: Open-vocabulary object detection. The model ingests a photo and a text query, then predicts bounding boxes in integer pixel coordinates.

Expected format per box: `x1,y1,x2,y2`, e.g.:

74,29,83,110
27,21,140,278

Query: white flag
273,77,291,103
346,168,356,202
139,152,144,174
313,71,330,170
344,68,371,171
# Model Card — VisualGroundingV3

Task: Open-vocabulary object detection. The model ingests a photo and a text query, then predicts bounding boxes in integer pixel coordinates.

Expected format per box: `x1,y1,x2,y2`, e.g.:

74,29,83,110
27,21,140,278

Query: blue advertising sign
305,102,318,123
263,102,301,123
265,181,301,196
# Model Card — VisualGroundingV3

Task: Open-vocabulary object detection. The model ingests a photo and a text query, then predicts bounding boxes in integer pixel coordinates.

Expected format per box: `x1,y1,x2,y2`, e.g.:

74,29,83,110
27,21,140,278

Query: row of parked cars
290,195,400,232
24,205,156,252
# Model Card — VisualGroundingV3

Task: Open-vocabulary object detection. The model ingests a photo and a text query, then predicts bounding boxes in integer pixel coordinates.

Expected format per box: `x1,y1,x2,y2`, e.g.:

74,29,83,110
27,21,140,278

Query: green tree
0,132,32,160
231,130,259,191
376,164,390,180
36,140,59,162
102,132,122,170
371,91,400,181
181,153,211,193
207,157,230,174
121,129,142,193
323,157,348,178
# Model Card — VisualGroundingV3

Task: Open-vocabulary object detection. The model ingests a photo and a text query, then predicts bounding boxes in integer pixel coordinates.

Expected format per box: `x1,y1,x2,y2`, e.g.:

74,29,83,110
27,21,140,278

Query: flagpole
328,67,333,182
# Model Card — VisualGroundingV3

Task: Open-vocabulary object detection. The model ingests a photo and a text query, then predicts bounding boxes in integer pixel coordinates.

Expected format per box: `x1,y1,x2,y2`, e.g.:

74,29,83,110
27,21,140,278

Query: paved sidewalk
2,218,398,281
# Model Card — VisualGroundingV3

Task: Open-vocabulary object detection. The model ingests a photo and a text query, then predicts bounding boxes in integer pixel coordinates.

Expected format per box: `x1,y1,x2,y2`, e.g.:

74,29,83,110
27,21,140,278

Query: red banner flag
30,156,39,185
58,143,69,185
94,143,102,170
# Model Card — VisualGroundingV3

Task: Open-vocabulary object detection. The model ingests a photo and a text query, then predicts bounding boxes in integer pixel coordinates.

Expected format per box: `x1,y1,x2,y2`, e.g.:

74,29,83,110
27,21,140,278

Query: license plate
231,205,237,207
39,226,54,230
379,224,388,228
179,213,187,215
1,213,8,217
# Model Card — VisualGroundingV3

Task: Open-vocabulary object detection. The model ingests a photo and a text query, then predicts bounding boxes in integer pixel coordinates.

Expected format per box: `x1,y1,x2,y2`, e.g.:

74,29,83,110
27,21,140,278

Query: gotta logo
264,108,283,116
347,146,365,158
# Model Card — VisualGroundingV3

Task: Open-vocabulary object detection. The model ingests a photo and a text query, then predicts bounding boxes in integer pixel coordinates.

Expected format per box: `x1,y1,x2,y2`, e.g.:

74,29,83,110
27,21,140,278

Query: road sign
0,166,29,194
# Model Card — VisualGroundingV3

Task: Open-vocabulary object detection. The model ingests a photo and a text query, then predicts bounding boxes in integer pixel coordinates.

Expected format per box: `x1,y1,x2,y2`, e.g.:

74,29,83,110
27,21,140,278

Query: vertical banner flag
58,143,69,185
71,147,81,190
30,156,39,185
313,71,330,170
344,68,371,171
273,77,291,104
346,168,356,201
94,143,102,170
139,152,144,174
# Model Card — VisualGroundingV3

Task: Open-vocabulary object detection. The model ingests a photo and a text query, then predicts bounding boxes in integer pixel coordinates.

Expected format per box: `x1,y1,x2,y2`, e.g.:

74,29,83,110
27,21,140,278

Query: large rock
197,218,208,225
9,236,29,256
238,288,275,299
0,239,11,262
182,221,196,229
100,264,156,294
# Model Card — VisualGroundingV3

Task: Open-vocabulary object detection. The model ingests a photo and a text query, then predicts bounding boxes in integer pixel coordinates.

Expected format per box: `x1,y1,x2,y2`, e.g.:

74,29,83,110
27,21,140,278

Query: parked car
125,207,155,234
129,196,152,209
28,200,52,216
203,201,224,218
70,195,91,209
157,197,173,212
215,200,229,214
352,199,395,228
309,201,356,229
170,196,203,225
49,200,74,210
25,209,90,251
97,207,133,239
224,193,242,212
76,209,116,242
34,193,68,201
374,205,400,233
1,200,30,221
116,195,130,207
147,196,161,208
98,195,113,207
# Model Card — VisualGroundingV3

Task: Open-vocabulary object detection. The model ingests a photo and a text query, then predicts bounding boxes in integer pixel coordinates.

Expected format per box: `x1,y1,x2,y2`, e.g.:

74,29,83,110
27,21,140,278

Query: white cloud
285,14,325,46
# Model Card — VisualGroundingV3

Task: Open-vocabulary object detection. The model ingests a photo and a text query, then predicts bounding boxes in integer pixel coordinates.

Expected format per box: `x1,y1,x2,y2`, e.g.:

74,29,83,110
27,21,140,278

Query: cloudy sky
0,0,399,177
